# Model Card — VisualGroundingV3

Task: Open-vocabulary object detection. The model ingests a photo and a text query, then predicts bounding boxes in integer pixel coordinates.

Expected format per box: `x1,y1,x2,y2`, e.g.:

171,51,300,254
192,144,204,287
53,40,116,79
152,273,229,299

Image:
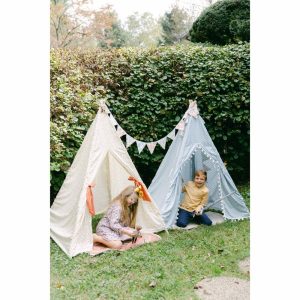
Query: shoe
171,224,183,230
184,223,199,230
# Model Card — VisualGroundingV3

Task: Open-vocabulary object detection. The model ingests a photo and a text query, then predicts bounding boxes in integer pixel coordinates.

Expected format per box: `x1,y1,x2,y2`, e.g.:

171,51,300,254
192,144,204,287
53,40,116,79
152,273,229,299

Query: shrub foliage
189,0,250,45
50,43,250,202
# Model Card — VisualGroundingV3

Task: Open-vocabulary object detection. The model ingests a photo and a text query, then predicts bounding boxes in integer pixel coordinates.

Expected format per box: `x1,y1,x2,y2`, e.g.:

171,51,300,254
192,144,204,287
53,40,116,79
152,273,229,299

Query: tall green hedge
50,43,250,203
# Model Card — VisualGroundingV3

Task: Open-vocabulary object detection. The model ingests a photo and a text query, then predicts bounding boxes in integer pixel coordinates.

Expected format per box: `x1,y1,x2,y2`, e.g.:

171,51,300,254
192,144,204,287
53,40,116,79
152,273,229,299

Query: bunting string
99,99,199,154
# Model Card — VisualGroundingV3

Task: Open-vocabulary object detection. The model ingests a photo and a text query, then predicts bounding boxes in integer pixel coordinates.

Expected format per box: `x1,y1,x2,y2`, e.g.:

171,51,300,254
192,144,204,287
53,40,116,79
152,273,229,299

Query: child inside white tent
93,185,141,249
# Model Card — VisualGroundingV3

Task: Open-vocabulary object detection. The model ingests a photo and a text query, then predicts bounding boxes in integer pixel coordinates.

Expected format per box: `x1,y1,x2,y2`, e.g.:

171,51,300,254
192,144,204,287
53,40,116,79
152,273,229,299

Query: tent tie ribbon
86,183,96,216
128,176,151,202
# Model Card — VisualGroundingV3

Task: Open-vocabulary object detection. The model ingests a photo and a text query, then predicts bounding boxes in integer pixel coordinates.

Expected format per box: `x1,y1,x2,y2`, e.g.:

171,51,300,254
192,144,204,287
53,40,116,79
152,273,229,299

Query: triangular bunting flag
109,114,118,126
136,141,146,153
175,120,185,131
147,142,157,154
158,137,167,149
167,129,176,140
126,134,136,148
116,126,126,137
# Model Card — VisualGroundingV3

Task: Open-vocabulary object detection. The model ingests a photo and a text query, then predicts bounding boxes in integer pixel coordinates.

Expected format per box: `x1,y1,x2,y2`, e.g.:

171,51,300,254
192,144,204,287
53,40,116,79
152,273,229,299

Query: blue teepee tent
148,101,249,228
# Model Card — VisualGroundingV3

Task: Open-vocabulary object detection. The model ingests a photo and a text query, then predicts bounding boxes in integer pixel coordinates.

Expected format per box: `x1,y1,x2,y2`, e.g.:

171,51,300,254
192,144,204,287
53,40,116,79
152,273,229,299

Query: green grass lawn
51,183,250,300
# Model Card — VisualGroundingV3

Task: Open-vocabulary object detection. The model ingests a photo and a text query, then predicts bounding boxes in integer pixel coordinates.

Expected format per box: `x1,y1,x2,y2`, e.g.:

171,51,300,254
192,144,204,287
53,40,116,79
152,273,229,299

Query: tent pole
204,191,237,211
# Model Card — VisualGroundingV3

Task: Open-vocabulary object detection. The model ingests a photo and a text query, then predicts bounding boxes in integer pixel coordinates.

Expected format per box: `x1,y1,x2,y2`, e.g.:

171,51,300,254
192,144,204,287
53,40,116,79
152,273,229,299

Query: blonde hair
112,185,139,227
194,170,207,181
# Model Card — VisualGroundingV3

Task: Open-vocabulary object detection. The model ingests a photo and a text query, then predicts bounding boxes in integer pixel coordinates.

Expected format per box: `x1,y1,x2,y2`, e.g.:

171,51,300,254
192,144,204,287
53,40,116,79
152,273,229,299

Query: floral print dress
96,202,132,241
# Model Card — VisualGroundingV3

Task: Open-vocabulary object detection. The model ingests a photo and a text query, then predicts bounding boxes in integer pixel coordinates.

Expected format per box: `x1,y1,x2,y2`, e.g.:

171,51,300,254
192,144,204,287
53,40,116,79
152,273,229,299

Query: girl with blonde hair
93,185,141,249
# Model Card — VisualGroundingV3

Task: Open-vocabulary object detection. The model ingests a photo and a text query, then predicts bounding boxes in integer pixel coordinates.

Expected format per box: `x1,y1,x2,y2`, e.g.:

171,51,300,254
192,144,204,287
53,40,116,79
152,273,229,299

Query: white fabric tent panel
108,151,140,200
51,109,166,257
92,155,111,214
108,151,166,233
50,117,97,256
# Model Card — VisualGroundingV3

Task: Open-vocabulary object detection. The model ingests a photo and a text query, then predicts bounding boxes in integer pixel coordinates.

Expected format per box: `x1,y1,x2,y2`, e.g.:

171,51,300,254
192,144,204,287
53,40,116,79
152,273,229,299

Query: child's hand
131,228,142,244
122,228,138,237
135,225,142,231
130,231,138,237
195,206,203,215
128,229,139,237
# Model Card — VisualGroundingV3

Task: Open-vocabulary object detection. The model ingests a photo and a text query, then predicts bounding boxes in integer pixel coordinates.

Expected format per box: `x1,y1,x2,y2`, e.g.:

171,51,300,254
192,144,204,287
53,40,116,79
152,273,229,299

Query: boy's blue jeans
176,208,212,227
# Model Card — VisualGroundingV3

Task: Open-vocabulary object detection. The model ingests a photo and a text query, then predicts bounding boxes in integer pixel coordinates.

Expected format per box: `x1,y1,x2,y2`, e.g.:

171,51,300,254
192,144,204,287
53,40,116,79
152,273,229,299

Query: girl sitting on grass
176,170,212,228
93,185,141,249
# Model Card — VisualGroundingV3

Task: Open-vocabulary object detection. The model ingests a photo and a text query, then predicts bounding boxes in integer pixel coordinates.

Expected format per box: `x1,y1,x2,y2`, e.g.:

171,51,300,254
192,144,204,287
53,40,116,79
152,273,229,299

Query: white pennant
147,142,157,154
175,120,185,131
116,126,126,137
136,141,146,153
126,135,136,148
158,137,167,149
109,114,118,126
167,129,176,140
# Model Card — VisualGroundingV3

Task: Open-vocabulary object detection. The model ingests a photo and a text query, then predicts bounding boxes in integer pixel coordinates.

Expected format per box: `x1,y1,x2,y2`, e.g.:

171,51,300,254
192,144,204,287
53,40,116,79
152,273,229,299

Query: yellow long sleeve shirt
180,181,209,212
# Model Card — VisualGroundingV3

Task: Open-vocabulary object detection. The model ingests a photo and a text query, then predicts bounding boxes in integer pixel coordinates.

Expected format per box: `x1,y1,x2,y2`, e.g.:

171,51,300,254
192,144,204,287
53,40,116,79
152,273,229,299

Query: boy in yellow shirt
176,170,212,227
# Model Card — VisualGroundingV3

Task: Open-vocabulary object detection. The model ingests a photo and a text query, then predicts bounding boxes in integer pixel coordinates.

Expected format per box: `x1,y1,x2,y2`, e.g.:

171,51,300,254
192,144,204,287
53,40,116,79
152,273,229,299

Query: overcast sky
91,0,212,22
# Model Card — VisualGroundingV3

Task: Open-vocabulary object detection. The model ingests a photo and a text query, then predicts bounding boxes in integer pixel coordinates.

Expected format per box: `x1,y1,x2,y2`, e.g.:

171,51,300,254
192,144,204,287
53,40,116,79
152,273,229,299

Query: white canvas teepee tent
148,101,250,228
50,103,166,258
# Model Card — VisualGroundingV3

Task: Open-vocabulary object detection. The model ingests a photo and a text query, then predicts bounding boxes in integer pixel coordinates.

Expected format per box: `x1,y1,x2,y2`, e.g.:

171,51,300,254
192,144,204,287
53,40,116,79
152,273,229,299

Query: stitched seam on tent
107,152,112,202
70,112,101,254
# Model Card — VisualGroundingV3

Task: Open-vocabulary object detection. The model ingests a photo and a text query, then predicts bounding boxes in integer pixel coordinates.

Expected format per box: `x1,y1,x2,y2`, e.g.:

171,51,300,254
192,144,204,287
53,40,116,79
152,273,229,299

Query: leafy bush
50,43,250,203
189,0,250,45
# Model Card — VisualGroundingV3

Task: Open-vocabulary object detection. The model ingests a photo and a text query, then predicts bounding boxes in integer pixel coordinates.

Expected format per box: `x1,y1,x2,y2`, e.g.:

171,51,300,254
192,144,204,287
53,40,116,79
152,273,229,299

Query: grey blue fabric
148,114,250,228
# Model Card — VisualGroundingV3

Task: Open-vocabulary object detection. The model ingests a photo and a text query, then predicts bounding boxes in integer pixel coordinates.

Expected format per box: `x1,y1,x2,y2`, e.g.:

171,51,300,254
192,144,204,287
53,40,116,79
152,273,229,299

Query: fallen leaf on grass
149,281,156,288
56,283,65,289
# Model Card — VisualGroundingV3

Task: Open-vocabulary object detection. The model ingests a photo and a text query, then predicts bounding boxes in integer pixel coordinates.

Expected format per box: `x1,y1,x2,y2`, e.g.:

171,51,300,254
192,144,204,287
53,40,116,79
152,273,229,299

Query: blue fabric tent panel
148,114,249,228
